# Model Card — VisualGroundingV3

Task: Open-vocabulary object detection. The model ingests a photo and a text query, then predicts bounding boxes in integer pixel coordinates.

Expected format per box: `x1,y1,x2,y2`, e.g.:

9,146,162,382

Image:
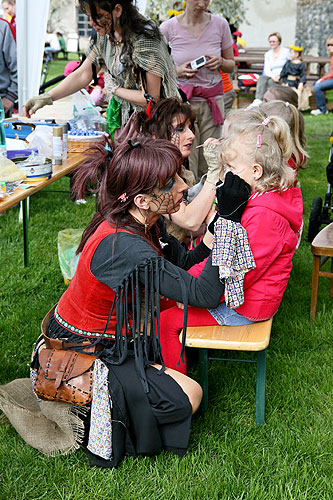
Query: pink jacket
188,187,303,321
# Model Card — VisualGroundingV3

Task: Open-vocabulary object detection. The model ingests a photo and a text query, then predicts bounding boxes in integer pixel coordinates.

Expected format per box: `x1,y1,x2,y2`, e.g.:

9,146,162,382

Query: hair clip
118,192,128,203
257,134,262,148
144,93,156,119
127,139,141,148
146,99,152,119
285,102,290,107
262,117,270,126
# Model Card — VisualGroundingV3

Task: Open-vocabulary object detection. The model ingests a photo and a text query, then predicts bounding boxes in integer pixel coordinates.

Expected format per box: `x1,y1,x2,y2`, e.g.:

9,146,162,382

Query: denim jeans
313,78,333,112
209,301,255,326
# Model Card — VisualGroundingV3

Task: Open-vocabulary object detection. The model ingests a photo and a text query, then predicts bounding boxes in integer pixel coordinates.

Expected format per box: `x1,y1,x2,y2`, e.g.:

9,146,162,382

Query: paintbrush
196,136,224,149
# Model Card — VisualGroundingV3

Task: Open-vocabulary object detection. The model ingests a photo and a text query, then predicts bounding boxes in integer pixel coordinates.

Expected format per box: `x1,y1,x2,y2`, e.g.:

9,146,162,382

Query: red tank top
56,221,130,338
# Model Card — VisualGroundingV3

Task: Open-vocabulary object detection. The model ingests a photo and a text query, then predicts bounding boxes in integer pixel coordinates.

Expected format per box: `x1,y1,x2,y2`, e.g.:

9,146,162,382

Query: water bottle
0,99,6,157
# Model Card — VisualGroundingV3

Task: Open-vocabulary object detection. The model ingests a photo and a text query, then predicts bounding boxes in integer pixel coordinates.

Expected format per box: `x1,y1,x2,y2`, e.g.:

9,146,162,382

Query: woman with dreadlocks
23,1,179,129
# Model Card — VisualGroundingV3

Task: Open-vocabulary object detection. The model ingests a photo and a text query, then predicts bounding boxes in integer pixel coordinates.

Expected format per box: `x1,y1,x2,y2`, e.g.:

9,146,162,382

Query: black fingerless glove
208,172,251,234
216,172,251,223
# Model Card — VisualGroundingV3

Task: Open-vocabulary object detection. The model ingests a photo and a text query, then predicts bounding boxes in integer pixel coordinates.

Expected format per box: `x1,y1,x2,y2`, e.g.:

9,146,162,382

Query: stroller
307,131,333,242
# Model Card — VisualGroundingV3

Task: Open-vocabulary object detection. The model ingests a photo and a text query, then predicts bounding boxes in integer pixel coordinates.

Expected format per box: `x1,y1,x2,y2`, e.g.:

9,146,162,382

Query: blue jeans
209,301,255,326
313,78,333,112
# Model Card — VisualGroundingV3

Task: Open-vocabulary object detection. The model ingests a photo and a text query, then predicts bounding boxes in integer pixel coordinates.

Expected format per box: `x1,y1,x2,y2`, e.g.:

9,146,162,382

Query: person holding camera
160,0,234,180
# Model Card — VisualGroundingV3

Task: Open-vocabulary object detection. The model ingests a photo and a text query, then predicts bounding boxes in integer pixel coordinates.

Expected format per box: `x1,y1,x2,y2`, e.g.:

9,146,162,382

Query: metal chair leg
256,349,266,425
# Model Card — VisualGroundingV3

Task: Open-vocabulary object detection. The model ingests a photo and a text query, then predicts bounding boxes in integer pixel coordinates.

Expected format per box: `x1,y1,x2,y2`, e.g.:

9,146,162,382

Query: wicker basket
68,135,106,153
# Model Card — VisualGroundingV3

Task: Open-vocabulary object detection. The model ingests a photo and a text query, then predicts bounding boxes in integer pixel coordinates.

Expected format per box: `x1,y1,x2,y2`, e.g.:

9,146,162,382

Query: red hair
73,138,183,253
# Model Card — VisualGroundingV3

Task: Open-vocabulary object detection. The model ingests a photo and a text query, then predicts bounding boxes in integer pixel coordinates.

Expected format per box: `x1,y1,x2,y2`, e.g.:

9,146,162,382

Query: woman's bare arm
114,72,161,106
167,181,216,232
49,58,94,101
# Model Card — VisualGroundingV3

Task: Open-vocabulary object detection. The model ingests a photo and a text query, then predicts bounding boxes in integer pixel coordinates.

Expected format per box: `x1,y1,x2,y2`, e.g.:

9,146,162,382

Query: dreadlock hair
260,100,308,169
73,138,183,254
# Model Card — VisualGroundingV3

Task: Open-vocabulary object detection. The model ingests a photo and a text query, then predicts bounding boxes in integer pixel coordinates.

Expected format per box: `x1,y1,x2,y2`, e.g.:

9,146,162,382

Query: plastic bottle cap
53,126,63,137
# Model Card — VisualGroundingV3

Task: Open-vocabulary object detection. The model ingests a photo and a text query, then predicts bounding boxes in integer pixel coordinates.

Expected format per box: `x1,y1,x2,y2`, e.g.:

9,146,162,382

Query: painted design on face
170,129,180,149
149,191,176,214
96,13,112,31
149,177,178,213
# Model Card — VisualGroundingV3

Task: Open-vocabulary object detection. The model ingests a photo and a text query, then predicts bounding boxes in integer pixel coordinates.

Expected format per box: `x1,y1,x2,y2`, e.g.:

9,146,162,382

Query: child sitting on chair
159,108,303,374
279,45,306,91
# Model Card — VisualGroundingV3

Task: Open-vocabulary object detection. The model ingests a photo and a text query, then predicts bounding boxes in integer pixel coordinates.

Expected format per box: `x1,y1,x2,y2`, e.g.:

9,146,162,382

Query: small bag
34,348,97,405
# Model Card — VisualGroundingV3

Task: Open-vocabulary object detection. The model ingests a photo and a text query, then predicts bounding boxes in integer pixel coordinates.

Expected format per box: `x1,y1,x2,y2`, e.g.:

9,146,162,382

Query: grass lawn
0,60,332,499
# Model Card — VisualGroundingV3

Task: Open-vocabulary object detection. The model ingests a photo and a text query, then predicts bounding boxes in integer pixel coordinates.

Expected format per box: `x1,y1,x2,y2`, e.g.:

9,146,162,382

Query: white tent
135,0,148,14
16,0,50,113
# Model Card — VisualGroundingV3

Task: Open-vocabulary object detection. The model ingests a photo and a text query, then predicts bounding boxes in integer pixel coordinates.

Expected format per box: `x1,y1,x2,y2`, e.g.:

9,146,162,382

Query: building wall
48,0,91,51
48,0,77,35
238,0,297,48
296,0,333,56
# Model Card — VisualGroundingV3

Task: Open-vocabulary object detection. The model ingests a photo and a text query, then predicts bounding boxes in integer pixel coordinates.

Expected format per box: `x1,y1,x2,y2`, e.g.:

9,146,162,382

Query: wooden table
0,152,85,266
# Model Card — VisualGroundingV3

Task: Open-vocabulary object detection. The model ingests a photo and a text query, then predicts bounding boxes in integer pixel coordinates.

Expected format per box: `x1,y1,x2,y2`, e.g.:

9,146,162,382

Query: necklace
114,38,123,46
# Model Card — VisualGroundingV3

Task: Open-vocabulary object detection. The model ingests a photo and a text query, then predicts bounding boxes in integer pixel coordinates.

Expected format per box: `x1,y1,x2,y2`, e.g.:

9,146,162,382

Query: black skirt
83,358,192,468
46,313,192,468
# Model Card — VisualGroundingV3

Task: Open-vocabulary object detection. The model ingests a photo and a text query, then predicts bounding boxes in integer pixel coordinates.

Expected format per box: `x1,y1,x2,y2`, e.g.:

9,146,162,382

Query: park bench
179,318,273,425
232,50,330,108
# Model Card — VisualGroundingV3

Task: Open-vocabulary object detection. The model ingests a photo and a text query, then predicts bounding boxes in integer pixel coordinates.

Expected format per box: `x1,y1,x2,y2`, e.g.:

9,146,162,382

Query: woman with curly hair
23,1,179,127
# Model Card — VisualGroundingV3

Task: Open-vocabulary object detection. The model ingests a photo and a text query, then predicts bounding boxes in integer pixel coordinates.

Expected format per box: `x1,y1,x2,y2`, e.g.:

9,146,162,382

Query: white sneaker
248,98,263,108
310,109,328,115
75,198,87,205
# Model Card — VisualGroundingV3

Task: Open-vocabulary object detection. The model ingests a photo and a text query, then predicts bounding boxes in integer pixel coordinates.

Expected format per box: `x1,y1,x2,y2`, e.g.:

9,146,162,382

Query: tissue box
7,148,38,159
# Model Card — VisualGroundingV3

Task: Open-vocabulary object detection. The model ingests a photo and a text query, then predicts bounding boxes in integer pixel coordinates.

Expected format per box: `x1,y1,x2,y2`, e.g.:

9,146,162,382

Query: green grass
0,70,333,498
42,53,82,92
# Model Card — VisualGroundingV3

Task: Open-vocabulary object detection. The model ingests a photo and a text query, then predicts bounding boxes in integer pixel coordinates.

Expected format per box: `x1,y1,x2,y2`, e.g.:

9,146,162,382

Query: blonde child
159,108,303,374
259,99,309,181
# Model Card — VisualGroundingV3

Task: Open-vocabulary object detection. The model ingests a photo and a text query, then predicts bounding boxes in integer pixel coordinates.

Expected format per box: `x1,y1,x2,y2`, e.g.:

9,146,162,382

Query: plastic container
62,123,68,160
52,126,63,165
13,157,52,182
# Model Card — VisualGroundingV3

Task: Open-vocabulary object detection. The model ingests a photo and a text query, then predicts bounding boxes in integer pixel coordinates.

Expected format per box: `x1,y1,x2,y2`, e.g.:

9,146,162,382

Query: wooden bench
235,53,330,79
232,53,330,108
180,318,273,425
310,222,333,321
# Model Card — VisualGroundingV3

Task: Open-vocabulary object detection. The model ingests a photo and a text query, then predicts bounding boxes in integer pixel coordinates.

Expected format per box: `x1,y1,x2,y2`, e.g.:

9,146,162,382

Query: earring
116,17,120,27
144,211,149,234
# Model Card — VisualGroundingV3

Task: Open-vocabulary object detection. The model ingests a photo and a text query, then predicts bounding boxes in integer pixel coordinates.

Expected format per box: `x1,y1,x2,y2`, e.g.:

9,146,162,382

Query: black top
280,60,306,87
91,230,223,309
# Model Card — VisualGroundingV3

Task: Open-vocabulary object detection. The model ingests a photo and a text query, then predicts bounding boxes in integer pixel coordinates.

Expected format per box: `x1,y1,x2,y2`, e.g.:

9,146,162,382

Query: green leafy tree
146,0,247,26
48,0,69,32
210,0,248,27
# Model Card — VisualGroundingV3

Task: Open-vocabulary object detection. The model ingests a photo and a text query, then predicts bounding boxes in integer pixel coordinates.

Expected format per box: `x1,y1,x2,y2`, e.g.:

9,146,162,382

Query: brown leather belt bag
34,305,97,406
